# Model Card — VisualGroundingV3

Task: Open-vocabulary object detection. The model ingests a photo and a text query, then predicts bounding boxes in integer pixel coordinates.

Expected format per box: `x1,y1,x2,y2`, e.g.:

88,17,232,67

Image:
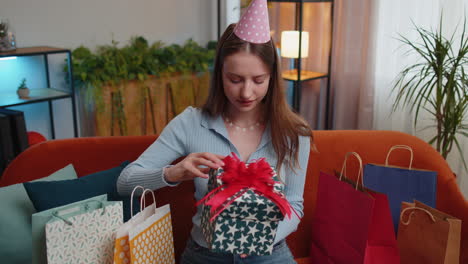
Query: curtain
268,0,377,130
328,0,376,130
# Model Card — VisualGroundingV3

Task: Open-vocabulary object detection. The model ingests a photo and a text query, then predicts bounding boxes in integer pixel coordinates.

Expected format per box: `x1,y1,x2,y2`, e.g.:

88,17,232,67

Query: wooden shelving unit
0,46,78,138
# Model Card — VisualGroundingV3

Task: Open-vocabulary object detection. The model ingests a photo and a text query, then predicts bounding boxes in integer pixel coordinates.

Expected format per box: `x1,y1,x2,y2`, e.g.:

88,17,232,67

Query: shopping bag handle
339,152,364,190
52,200,105,226
141,189,157,214
400,206,436,225
130,185,146,218
385,145,413,170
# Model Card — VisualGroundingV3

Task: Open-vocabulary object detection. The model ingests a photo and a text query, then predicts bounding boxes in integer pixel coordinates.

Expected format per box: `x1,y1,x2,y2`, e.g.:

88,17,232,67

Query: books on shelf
0,113,15,175
0,109,29,176
0,108,29,155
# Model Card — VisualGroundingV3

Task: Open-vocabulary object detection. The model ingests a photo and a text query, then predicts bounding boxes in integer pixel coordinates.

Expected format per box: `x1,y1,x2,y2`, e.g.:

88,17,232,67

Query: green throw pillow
0,164,78,264
24,161,137,222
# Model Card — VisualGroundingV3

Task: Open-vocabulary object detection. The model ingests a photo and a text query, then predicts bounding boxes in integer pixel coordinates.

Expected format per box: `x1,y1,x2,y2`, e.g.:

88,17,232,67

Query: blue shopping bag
363,145,437,232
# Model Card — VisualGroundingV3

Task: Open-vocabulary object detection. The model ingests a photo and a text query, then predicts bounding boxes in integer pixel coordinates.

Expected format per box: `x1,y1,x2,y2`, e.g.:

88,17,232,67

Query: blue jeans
180,238,297,264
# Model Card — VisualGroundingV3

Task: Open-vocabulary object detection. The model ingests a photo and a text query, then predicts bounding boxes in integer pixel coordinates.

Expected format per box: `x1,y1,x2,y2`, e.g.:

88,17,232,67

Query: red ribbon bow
196,153,294,221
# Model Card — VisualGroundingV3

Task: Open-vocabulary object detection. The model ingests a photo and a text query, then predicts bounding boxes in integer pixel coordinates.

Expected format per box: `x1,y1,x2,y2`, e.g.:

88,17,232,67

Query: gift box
199,154,292,256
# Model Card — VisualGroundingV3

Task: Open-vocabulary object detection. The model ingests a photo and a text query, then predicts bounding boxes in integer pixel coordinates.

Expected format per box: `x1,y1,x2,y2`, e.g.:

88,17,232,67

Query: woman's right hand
164,152,225,183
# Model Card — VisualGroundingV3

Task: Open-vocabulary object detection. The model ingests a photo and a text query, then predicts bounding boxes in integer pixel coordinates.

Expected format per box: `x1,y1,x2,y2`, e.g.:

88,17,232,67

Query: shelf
282,69,328,81
0,88,72,108
0,46,78,138
0,46,69,58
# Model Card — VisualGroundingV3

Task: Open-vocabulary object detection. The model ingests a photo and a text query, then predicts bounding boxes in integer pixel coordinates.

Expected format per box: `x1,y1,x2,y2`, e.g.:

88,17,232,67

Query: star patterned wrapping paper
201,166,285,255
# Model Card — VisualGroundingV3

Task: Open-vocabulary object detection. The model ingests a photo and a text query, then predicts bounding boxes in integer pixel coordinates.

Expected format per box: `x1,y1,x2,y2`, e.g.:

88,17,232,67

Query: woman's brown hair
202,24,313,173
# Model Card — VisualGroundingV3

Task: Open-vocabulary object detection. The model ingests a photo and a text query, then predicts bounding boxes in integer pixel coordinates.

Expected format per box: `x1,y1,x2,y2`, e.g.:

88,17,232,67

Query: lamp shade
281,31,309,58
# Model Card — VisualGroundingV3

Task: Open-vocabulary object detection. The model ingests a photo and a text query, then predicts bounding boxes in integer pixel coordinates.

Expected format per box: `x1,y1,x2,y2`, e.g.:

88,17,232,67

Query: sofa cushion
24,161,137,221
0,164,77,264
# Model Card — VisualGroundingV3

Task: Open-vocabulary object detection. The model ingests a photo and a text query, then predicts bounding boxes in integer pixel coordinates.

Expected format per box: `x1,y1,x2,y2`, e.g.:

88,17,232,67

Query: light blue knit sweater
117,106,310,247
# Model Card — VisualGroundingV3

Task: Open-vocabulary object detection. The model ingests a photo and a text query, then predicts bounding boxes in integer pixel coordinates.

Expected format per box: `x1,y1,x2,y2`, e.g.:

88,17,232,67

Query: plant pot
17,88,30,99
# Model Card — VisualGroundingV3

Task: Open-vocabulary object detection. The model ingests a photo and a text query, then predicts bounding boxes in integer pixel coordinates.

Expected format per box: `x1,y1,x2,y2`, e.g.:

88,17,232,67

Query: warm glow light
281,31,309,59
0,56,17,61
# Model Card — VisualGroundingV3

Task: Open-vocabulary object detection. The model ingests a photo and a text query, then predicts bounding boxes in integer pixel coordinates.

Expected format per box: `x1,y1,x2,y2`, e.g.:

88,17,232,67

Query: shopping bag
114,186,156,264
128,189,175,264
363,145,437,231
31,194,108,264
398,201,461,264
364,190,400,264
44,197,123,264
311,152,400,264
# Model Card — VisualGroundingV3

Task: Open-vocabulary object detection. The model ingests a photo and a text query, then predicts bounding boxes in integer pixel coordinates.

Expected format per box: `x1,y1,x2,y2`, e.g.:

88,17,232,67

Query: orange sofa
1,130,467,263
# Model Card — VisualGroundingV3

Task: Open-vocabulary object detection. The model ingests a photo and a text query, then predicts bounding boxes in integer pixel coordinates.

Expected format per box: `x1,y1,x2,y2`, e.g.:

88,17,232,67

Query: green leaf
69,35,215,96
454,138,468,172
391,12,468,167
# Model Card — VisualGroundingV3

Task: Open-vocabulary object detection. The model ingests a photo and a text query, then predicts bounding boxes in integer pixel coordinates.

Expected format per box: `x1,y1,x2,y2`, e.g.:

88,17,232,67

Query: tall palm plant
392,16,468,170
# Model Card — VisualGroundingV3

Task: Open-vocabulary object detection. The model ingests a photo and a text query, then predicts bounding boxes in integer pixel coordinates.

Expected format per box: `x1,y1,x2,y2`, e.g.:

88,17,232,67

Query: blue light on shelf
0,56,17,61
0,56,46,93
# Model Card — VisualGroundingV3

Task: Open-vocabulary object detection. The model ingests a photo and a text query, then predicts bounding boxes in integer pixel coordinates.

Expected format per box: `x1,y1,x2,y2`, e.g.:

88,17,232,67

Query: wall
0,0,217,139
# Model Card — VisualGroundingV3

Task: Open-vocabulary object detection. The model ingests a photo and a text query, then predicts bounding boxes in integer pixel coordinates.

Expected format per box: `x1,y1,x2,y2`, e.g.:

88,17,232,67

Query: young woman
117,6,312,263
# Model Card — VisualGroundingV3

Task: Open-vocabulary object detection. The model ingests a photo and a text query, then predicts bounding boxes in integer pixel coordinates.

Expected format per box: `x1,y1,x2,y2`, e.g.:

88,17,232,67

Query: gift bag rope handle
400,206,436,226
130,185,146,218
339,152,364,190
52,200,105,226
385,145,413,170
140,189,157,214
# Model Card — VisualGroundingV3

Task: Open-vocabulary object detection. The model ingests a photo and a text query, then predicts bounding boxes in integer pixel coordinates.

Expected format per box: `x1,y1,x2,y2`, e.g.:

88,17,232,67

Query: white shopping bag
114,186,156,264
128,189,175,264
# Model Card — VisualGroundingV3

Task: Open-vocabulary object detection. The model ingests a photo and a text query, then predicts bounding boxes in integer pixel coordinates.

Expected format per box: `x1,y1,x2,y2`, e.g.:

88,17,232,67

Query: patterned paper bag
114,186,156,264
128,189,175,264
31,195,109,264
45,198,123,264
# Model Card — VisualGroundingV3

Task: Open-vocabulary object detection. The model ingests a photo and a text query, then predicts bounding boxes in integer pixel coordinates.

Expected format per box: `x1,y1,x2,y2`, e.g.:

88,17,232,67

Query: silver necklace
224,117,262,133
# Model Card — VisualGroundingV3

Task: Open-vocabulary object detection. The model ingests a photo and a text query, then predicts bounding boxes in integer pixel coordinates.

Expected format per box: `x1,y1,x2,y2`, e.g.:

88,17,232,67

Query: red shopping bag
364,190,400,264
311,152,400,264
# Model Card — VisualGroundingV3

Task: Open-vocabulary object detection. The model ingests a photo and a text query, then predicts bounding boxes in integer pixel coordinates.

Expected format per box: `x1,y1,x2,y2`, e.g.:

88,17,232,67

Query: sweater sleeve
117,107,193,196
274,135,311,243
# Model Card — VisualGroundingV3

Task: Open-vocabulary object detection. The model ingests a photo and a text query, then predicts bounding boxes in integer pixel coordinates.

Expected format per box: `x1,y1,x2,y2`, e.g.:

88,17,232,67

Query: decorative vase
17,88,30,99
0,19,17,52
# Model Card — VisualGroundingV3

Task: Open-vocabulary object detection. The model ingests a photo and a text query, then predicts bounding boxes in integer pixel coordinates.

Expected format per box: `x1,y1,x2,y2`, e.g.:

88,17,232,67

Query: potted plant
17,78,30,99
392,16,468,170
69,36,216,136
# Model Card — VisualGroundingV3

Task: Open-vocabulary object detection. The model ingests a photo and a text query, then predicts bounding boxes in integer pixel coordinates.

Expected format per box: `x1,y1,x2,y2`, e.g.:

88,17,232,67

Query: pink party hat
234,0,271,44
